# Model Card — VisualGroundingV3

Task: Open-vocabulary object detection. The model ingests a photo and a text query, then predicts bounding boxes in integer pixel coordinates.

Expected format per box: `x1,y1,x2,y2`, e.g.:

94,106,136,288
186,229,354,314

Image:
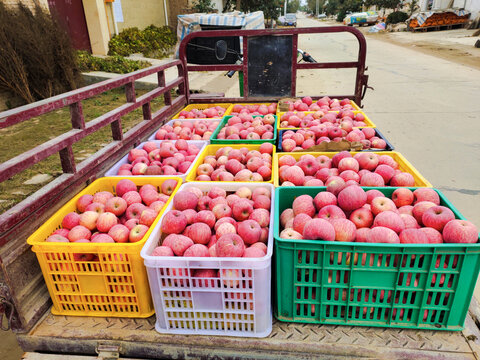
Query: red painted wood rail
0,60,187,243
180,26,369,106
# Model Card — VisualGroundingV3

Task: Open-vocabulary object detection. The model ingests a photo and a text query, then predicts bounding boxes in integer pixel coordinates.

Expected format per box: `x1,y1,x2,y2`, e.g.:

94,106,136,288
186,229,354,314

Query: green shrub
77,51,151,74
192,0,216,13
108,25,176,59
386,11,409,24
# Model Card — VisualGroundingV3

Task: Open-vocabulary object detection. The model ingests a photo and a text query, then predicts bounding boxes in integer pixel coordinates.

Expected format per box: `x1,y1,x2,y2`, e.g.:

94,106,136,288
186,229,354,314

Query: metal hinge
96,344,121,359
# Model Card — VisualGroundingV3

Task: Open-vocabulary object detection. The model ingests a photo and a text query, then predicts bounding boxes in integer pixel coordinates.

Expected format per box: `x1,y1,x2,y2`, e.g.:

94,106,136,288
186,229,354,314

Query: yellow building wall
116,0,168,32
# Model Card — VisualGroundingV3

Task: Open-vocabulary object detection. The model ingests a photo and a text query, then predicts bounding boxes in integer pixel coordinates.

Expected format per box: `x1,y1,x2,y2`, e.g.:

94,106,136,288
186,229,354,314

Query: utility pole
316,0,319,16
284,0,287,16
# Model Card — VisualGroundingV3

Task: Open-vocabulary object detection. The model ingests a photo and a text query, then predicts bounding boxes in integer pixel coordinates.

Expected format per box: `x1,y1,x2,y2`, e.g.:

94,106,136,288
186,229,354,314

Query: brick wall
168,0,190,31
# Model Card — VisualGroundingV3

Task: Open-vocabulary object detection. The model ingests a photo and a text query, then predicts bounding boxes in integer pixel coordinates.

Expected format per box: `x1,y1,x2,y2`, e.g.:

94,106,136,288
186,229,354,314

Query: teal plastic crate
210,115,277,145
273,186,480,331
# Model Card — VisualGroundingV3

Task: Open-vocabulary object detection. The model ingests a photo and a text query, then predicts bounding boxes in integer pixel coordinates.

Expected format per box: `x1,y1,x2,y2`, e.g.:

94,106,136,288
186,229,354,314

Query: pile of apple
115,140,201,176
152,185,271,262
175,106,226,119
280,186,478,244
45,179,178,258
283,96,356,112
278,151,414,187
280,110,367,129
193,144,273,182
281,127,386,151
154,120,219,141
216,114,276,140
229,103,277,115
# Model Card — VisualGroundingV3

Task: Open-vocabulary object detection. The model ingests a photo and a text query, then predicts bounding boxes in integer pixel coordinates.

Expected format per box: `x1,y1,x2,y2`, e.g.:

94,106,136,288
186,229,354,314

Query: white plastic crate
140,182,274,337
104,140,207,180
148,119,222,142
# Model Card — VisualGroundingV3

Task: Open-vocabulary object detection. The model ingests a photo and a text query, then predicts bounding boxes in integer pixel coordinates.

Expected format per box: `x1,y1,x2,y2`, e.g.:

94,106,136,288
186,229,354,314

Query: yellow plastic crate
172,103,232,119
186,144,275,183
224,103,278,116
273,151,432,187
277,110,376,130
27,176,182,318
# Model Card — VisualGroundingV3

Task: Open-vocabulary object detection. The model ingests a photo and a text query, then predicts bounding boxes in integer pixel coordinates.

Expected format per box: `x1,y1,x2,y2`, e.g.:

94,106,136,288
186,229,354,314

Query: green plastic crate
273,186,480,331
210,115,277,145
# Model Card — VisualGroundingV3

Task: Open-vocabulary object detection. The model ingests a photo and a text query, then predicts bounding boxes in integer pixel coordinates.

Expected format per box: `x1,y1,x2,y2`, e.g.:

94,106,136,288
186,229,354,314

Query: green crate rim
274,187,480,248
210,115,277,145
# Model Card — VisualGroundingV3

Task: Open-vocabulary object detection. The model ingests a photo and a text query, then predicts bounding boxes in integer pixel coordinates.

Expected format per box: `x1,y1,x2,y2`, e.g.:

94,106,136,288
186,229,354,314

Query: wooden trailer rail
0,59,187,331
178,26,370,106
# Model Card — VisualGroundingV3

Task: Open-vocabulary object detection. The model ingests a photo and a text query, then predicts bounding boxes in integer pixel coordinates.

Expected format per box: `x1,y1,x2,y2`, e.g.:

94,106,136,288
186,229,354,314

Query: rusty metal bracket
361,72,373,102
96,343,121,359
0,283,15,331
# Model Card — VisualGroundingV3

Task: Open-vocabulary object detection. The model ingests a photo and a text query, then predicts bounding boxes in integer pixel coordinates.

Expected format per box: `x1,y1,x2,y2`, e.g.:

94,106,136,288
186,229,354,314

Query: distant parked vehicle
317,13,327,19
284,13,297,27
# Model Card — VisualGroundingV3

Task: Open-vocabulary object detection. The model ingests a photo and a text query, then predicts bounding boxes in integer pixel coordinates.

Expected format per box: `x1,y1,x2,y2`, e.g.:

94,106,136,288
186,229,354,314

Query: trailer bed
17,308,480,359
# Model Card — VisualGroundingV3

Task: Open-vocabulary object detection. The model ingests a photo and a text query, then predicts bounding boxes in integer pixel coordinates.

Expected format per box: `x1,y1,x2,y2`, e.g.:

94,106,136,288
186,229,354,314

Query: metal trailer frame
2,26,480,360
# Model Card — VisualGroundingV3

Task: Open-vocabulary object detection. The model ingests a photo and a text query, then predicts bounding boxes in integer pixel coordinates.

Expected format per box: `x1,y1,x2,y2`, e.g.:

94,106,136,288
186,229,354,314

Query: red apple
412,201,436,225
330,219,356,242
168,234,194,256
400,214,420,229
443,220,478,244
129,224,149,242
413,188,440,205
419,227,443,244
422,206,455,231
318,205,346,221
392,188,414,207
173,191,198,211
216,234,245,257
139,209,158,227
355,228,370,242
161,179,178,196
371,197,397,216
365,226,400,243
237,220,262,245
152,246,174,256
185,223,211,245
183,244,210,257
373,211,405,234
302,219,335,241
79,211,100,230
105,197,128,216
116,179,137,197
399,229,428,244
337,185,367,212
349,207,373,228
292,195,315,217
108,224,130,243
232,199,253,221
280,208,294,228
126,203,147,220
68,225,91,242
76,194,93,213
313,192,337,210
62,212,80,230
280,228,303,239
46,234,69,242
160,210,187,234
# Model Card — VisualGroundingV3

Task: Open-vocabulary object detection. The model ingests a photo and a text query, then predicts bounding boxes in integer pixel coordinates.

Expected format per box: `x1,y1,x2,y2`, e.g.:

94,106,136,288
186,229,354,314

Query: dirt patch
366,28,480,70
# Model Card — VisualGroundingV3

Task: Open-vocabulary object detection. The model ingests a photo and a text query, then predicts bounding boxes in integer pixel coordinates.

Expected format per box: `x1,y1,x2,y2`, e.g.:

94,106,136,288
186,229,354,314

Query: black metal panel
247,35,293,97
